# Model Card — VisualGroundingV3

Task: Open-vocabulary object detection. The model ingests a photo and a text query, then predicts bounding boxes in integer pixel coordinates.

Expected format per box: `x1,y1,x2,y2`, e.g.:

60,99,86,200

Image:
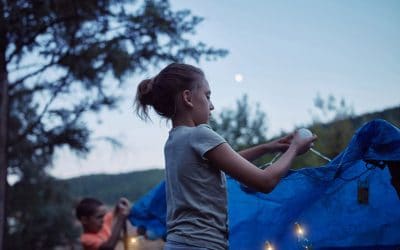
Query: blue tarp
129,119,400,249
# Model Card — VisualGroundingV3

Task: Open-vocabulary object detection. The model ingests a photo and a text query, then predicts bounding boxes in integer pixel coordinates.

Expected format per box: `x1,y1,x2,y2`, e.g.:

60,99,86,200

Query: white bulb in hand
297,128,332,161
297,128,313,139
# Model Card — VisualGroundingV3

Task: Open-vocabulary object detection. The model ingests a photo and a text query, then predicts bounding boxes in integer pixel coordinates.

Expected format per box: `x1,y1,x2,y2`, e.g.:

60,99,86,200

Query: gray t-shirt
164,124,228,250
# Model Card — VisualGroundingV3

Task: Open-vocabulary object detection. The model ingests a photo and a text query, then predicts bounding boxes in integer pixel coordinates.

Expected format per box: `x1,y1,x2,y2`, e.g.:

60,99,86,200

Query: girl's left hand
268,133,293,152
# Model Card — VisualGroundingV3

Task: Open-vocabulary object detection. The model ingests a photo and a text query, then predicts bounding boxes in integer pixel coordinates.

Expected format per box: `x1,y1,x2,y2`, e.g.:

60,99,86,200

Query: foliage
7,172,79,250
1,0,227,248
210,94,268,151
310,93,354,123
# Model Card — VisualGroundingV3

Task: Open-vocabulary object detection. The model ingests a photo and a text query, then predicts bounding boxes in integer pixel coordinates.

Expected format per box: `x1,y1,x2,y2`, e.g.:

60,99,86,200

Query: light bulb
129,236,138,245
295,222,304,237
264,241,274,250
297,128,313,139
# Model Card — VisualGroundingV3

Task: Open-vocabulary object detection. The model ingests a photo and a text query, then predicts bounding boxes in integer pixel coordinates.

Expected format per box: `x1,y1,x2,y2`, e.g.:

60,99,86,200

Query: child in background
135,63,316,250
76,197,130,250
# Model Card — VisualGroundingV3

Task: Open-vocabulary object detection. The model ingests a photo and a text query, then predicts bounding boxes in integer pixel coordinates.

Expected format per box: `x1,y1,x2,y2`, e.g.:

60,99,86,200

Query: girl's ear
182,90,193,108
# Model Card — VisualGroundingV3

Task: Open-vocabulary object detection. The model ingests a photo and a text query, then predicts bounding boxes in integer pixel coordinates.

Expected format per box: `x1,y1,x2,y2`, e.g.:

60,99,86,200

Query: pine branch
9,76,71,147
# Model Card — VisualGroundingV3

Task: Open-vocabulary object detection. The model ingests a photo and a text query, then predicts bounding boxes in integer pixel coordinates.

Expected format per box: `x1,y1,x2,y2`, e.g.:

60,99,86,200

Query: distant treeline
64,106,399,204
64,169,165,205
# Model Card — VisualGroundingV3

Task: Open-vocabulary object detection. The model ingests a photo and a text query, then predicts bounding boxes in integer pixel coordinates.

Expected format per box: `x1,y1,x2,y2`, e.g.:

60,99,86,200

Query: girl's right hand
289,130,317,155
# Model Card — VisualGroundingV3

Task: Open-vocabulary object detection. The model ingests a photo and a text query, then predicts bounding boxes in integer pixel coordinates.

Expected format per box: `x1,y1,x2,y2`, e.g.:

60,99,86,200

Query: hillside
64,106,399,204
290,106,400,168
64,169,164,205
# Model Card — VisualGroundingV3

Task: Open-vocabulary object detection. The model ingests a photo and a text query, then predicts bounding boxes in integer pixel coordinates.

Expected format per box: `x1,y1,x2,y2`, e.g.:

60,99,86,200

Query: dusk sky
50,0,400,178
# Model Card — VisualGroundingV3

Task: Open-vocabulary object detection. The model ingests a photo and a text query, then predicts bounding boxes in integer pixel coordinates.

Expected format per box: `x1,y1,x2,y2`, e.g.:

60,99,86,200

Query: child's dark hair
76,197,103,220
135,63,204,120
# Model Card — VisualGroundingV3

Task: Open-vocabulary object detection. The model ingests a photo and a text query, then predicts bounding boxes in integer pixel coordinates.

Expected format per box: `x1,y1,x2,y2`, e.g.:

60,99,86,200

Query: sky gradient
51,0,400,178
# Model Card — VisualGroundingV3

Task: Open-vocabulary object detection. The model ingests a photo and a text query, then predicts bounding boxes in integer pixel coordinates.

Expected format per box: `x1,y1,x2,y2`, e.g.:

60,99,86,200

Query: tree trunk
0,62,8,250
0,2,8,249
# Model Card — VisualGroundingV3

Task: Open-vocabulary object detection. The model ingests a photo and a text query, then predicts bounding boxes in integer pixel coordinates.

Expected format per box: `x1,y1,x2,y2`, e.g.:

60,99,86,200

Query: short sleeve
80,234,103,250
103,212,113,229
80,212,113,250
190,124,226,159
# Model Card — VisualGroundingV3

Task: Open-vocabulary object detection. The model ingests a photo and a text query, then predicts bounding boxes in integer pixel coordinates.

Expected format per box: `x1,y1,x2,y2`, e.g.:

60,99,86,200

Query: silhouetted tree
310,93,354,123
0,0,227,249
210,95,268,151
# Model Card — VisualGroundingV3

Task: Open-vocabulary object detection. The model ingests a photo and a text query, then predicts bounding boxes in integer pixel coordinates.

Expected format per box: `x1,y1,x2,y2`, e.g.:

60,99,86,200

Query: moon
234,73,243,83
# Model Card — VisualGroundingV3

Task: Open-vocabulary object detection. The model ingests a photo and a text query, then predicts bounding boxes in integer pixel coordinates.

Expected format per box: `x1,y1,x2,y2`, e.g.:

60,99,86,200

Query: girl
135,63,316,250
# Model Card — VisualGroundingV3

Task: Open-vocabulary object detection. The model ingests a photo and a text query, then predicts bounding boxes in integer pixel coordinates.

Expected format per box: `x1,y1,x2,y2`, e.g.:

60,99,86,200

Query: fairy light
264,241,274,250
295,222,304,237
264,223,313,249
294,222,313,249
127,236,139,250
129,237,137,244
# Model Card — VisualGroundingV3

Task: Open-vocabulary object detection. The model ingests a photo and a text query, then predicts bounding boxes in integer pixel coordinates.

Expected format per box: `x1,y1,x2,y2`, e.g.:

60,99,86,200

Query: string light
129,237,137,244
294,222,313,250
127,236,139,250
264,241,274,250
294,222,304,237
264,223,314,249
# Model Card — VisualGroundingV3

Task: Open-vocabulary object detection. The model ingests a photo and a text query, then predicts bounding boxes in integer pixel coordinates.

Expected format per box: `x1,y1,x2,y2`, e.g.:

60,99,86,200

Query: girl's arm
238,134,293,162
205,132,316,193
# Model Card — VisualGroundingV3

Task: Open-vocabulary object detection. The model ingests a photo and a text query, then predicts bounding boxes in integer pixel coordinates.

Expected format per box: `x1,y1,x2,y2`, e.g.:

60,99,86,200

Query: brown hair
76,197,103,220
135,63,205,120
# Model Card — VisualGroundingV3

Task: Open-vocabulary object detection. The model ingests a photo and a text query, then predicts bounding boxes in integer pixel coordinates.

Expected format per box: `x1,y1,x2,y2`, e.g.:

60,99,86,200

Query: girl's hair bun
137,78,154,105
135,63,204,121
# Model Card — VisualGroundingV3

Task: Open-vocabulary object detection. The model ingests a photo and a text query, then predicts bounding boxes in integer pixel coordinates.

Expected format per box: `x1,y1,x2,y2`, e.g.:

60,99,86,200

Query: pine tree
0,0,227,248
